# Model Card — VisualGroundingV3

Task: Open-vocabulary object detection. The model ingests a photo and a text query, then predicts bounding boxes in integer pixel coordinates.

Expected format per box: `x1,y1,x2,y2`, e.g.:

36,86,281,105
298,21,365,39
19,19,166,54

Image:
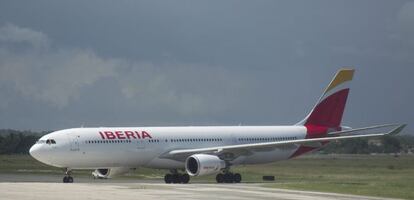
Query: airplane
29,68,406,183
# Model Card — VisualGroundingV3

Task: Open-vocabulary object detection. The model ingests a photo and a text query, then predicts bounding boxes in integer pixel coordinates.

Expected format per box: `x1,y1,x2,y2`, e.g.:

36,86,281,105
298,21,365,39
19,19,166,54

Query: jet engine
92,167,131,179
185,154,226,176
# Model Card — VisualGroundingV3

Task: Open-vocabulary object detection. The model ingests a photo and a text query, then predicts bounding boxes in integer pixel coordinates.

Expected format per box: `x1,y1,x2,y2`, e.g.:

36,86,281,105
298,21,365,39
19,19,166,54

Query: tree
381,136,401,153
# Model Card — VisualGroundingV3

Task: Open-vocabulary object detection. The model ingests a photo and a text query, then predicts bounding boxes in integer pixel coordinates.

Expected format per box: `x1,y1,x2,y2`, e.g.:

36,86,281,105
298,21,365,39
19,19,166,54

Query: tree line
0,129,47,154
321,135,413,154
0,129,413,154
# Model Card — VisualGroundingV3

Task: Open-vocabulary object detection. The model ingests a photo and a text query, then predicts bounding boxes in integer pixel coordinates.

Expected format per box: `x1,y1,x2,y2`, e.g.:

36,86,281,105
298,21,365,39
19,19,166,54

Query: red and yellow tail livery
297,69,355,138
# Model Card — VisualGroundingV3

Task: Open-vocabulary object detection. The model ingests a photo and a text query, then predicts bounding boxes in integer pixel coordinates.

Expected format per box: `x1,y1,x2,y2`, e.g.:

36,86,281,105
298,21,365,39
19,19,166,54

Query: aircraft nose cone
29,145,40,160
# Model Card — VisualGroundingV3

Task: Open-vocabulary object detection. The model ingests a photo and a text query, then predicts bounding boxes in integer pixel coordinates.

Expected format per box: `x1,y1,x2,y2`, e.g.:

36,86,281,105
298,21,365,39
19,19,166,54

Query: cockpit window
46,139,56,145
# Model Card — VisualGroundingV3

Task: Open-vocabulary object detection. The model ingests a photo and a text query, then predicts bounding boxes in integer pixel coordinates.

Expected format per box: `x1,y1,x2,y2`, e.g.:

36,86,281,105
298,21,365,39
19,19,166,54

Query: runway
0,174,398,200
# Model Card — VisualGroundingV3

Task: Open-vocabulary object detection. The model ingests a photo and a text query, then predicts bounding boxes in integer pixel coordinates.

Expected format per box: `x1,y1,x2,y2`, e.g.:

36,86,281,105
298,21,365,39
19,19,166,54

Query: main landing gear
164,169,190,184
216,172,241,183
215,160,241,183
63,168,74,183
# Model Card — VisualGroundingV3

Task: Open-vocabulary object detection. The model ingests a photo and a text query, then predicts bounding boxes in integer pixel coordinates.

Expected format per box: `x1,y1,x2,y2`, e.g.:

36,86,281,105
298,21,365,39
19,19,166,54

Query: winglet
388,124,406,136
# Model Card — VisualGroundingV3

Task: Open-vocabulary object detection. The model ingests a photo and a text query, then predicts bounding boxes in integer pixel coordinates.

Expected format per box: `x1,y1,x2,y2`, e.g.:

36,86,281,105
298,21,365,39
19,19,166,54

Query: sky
0,0,413,134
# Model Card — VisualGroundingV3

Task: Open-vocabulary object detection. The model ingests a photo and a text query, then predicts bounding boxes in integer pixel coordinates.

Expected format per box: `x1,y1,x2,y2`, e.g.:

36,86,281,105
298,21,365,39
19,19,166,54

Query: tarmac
0,173,399,200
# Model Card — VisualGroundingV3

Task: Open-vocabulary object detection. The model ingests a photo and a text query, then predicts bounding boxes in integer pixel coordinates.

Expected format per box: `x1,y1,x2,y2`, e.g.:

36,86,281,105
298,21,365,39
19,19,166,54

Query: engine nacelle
92,167,131,179
185,154,226,176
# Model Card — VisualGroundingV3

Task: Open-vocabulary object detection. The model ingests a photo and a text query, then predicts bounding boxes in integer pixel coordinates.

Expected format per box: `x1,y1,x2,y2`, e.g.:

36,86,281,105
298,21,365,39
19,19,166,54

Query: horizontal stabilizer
327,124,403,136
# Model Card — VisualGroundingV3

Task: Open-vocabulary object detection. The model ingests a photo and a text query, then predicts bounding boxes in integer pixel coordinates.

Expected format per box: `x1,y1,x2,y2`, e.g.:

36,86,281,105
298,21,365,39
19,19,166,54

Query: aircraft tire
164,174,173,184
224,173,234,183
172,174,181,183
233,173,241,183
63,176,73,183
181,174,190,184
216,173,224,183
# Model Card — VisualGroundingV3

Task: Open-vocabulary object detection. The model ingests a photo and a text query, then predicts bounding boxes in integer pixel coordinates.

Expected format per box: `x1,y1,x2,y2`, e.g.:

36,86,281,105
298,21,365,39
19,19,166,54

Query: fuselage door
136,139,145,149
230,133,237,145
70,135,80,151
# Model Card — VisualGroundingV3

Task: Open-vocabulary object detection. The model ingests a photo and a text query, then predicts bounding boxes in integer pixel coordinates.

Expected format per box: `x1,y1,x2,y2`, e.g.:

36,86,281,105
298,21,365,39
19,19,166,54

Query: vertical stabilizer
296,68,355,128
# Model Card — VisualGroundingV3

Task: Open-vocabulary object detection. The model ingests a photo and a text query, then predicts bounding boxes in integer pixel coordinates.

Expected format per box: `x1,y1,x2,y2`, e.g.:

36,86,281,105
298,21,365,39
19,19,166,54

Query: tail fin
297,68,355,128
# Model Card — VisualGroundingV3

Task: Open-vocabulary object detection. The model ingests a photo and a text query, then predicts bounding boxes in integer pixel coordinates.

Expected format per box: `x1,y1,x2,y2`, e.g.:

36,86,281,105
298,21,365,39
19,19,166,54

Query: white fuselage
30,126,308,169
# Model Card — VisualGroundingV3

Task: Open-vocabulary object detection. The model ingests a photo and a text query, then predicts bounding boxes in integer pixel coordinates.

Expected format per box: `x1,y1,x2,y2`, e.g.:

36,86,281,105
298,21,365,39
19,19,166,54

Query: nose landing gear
63,168,74,183
215,161,242,183
63,176,73,183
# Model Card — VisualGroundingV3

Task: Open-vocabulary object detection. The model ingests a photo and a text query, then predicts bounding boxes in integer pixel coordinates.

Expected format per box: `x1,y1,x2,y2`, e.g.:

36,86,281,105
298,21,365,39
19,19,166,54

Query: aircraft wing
161,124,405,161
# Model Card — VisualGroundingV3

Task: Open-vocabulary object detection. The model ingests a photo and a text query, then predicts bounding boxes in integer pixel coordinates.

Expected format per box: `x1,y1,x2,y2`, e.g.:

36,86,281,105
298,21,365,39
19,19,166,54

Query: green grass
0,154,60,173
1,154,414,199
236,154,414,199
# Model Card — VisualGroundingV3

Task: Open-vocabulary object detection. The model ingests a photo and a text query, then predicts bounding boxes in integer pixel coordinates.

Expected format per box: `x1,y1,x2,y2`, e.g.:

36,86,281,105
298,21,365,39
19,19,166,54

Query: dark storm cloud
0,0,412,133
